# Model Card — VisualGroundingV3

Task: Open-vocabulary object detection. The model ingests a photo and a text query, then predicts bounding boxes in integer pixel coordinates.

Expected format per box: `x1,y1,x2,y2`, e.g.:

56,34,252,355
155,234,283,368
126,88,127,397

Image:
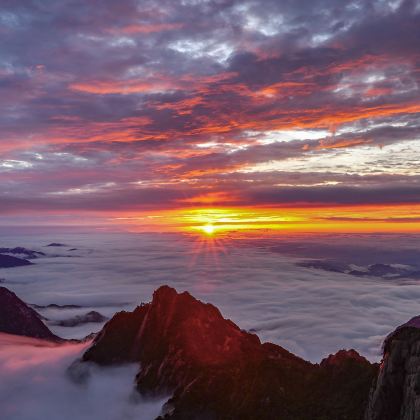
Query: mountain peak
0,286,59,341
83,285,377,419
85,284,261,369
320,349,369,367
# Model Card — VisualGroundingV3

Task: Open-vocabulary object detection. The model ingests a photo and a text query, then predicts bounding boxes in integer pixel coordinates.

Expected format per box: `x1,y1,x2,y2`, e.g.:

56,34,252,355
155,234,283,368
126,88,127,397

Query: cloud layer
0,334,165,420
2,231,420,361
0,0,419,218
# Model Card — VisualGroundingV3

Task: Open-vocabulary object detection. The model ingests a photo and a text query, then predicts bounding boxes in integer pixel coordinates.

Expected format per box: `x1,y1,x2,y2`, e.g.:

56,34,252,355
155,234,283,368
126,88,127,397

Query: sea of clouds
2,231,420,361
0,333,166,420
1,231,420,419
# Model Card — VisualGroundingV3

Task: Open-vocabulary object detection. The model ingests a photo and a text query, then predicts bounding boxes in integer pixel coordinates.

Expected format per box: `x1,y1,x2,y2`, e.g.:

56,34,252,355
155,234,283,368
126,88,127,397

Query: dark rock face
53,311,108,327
0,247,45,259
0,287,59,340
84,286,377,420
0,254,33,268
365,319,420,420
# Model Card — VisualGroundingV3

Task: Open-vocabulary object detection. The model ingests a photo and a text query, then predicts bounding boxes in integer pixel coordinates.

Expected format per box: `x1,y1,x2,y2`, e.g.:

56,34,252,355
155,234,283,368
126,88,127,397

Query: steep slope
0,286,59,340
365,316,420,420
84,285,377,420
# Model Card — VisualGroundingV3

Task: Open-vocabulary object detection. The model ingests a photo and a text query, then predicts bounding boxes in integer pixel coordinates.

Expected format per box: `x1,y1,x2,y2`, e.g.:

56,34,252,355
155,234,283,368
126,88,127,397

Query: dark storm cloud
244,184,420,206
1,179,420,212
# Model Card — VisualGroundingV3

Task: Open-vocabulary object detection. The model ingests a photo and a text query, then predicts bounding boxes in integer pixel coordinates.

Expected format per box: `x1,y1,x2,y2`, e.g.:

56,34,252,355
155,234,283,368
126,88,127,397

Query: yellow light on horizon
201,223,215,235
108,204,420,234
181,207,301,235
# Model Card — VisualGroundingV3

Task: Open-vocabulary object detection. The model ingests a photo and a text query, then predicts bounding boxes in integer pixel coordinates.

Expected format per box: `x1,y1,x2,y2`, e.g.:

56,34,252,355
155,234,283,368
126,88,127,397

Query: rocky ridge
84,285,378,420
0,286,59,340
3,283,420,419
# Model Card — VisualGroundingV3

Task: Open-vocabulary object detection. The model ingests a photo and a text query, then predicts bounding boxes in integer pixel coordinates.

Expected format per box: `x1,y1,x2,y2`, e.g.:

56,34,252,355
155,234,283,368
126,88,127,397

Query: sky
1,0,420,232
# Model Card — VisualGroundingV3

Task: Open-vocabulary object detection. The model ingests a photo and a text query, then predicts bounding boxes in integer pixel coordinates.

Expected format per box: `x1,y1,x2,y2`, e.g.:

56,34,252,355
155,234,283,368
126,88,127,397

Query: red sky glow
1,0,419,233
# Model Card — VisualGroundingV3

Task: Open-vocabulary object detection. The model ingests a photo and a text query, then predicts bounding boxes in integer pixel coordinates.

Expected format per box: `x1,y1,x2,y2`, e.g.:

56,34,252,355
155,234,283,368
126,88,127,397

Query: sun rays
109,204,420,235
200,224,216,236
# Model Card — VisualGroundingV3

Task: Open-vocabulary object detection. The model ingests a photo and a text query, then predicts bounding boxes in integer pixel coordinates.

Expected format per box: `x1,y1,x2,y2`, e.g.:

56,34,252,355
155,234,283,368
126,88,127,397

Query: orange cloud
155,96,205,115
176,191,239,205
364,87,393,97
303,137,371,151
114,23,183,34
69,78,179,95
257,82,315,97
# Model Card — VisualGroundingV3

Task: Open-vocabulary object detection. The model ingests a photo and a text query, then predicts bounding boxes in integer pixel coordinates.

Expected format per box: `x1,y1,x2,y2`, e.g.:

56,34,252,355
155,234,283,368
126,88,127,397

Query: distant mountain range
0,244,82,270
51,311,108,327
0,247,45,259
0,246,45,268
0,254,33,268
298,260,420,280
0,287,59,340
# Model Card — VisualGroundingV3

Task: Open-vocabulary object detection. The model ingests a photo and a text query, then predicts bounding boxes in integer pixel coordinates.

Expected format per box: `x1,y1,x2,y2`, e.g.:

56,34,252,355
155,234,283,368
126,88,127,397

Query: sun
201,223,215,235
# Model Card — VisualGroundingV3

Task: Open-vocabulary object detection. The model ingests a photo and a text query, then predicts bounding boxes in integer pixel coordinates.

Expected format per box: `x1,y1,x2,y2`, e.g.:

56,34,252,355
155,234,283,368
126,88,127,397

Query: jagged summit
84,285,267,367
0,286,59,341
84,285,377,420
5,283,419,419
396,315,420,330
320,348,370,367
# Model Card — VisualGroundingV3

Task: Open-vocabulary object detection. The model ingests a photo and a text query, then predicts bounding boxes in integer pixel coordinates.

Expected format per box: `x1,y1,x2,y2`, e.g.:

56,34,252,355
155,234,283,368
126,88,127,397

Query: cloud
0,333,165,420
243,184,420,206
2,231,420,363
0,0,419,215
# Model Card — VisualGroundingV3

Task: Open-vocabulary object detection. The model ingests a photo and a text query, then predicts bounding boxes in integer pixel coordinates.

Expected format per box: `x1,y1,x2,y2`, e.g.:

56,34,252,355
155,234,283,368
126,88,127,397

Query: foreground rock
365,316,420,420
0,287,59,341
84,286,377,420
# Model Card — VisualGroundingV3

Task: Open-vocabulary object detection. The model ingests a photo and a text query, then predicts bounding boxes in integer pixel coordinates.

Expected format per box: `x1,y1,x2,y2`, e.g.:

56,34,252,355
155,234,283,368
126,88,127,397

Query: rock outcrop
365,316,420,420
83,285,377,420
0,254,33,268
0,286,60,340
53,311,108,327
0,247,45,259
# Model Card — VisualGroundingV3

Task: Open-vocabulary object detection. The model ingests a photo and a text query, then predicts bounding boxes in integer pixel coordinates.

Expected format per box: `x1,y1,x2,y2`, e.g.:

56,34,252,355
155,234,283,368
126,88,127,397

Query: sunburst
200,223,215,235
